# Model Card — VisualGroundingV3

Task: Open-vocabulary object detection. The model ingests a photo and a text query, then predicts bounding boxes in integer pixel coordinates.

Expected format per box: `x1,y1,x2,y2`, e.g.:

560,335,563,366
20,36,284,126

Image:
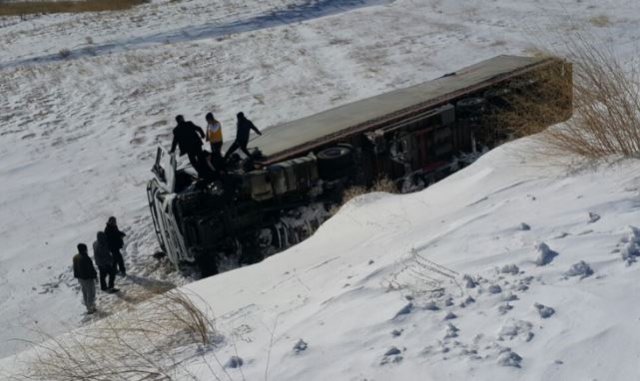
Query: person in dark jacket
93,231,116,291
224,112,262,160
169,115,207,171
105,216,126,276
73,243,97,314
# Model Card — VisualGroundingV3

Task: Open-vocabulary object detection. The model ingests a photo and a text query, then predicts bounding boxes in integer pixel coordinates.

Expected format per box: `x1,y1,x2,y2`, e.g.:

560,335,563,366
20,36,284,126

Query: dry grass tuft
341,177,397,204
0,0,147,16
589,15,611,27
11,289,220,381
480,56,573,147
539,35,640,158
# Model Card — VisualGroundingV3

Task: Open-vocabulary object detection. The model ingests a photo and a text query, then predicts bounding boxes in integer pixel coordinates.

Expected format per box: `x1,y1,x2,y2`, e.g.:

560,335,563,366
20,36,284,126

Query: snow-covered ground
1,0,640,378
177,141,640,380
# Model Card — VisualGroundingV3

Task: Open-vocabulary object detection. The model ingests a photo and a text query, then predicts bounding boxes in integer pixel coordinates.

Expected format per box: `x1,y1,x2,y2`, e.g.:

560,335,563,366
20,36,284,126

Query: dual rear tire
317,146,353,180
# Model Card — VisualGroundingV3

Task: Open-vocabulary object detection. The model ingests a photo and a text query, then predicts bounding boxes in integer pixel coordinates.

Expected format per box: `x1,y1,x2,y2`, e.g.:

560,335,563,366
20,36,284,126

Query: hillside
1,0,639,378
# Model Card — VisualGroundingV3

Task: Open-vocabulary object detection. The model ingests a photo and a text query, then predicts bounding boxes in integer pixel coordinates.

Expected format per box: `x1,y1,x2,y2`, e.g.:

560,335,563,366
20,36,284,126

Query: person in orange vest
205,112,226,173
205,112,223,156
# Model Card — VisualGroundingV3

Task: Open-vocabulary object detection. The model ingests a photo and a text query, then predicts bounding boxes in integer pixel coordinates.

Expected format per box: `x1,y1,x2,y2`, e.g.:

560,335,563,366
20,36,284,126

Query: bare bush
481,56,573,146
539,35,640,158
11,289,222,381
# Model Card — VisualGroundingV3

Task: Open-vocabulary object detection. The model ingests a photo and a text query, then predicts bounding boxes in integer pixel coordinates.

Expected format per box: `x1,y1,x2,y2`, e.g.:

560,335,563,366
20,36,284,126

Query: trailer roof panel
248,55,550,161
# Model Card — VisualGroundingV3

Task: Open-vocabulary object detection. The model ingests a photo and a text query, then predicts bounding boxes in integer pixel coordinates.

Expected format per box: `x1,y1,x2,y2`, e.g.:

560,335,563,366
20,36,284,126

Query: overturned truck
148,55,572,276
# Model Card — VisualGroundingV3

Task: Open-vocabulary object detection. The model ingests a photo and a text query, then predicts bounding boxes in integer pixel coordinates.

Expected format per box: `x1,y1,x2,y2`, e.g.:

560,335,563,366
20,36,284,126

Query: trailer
147,55,572,276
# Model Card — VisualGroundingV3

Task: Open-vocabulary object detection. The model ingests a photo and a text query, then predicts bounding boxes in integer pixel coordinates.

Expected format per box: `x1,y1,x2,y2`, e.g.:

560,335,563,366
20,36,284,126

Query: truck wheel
317,146,353,180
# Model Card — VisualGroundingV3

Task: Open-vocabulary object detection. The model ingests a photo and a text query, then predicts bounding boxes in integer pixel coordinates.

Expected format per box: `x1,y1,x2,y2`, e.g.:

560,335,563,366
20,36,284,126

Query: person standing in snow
105,216,126,276
73,243,97,314
169,115,207,172
224,112,262,160
93,231,116,292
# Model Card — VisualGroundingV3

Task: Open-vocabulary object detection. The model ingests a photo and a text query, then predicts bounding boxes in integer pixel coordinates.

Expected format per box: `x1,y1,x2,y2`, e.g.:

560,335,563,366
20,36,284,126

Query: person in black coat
93,231,116,291
224,112,262,160
105,216,127,276
170,115,207,171
73,243,97,313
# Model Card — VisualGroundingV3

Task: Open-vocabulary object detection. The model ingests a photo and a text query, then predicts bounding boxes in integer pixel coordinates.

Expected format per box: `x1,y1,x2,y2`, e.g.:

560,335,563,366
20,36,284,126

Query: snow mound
620,226,640,264
535,242,558,266
497,349,523,368
534,303,555,318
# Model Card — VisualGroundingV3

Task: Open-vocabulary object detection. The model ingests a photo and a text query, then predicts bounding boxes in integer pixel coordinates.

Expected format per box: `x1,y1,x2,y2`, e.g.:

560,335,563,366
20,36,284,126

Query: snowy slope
163,140,640,380
5,137,640,380
1,0,640,373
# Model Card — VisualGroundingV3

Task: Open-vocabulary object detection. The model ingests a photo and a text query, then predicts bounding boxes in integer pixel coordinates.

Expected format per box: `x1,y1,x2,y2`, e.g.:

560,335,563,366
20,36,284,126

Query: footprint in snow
498,303,513,315
534,303,555,318
444,323,459,339
293,339,308,354
498,320,534,342
393,302,413,319
498,349,523,368
443,312,458,320
519,222,531,231
381,347,403,365
462,274,478,288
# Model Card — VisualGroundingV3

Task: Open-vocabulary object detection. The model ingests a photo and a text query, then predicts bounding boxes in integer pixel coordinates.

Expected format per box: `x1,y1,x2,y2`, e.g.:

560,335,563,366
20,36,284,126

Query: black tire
317,146,353,180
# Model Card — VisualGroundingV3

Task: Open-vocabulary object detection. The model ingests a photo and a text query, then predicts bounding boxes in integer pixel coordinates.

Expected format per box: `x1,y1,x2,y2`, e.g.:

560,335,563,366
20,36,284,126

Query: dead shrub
479,56,573,146
330,177,398,215
539,35,640,158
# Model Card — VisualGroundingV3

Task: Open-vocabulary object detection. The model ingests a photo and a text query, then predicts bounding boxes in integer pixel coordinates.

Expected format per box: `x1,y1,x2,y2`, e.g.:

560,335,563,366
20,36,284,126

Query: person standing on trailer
105,216,127,276
73,243,97,314
205,112,226,173
169,115,207,172
205,112,223,156
224,112,262,160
